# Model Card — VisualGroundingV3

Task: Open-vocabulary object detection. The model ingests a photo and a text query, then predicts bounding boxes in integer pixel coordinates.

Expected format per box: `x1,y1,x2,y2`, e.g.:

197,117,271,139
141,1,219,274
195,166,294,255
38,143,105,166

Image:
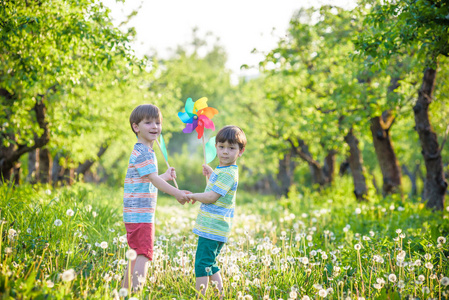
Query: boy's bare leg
132,255,150,291
196,276,209,297
210,272,223,298
122,258,137,289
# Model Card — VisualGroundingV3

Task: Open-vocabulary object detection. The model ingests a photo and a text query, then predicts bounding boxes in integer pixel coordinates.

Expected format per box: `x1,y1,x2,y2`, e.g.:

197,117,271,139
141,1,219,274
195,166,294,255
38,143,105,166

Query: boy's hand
202,164,213,178
161,167,176,181
187,193,197,205
175,190,191,205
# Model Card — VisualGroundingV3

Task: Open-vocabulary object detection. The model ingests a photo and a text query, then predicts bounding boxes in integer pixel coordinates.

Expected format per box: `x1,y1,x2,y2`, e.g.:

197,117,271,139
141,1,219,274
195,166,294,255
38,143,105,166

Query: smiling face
132,117,162,147
216,141,245,167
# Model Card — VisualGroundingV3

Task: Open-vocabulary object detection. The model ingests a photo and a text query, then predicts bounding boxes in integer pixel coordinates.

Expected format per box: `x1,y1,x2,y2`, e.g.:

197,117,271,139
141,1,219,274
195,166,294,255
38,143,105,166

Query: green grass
1,180,449,299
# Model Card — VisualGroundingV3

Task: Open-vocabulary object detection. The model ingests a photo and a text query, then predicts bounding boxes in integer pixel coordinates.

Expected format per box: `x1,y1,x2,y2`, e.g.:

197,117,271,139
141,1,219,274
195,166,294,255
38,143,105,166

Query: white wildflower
118,288,128,297
441,277,449,286
61,269,76,282
126,249,137,261
318,289,328,297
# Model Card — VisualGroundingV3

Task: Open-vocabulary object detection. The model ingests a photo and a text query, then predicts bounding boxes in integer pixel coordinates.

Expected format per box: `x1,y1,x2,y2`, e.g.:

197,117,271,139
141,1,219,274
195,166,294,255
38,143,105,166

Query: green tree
0,0,144,182
356,0,449,210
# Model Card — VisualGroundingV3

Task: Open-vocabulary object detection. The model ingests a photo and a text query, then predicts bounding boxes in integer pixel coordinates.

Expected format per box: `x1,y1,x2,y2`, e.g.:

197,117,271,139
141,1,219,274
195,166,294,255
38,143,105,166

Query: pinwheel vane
178,97,218,164
178,97,218,139
155,134,179,188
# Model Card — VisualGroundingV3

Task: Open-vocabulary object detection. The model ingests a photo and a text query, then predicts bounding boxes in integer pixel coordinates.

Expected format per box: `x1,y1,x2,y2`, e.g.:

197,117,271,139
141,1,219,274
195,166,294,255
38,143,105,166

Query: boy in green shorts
187,125,247,297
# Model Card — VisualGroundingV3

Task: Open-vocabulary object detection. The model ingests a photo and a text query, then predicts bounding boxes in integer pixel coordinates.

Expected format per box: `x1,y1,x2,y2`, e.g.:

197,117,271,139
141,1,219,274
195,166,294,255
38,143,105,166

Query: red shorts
125,223,155,260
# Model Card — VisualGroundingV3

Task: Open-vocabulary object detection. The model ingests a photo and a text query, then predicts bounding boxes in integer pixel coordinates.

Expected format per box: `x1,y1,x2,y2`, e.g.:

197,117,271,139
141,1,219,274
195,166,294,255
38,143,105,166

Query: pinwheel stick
155,139,179,189
202,136,207,165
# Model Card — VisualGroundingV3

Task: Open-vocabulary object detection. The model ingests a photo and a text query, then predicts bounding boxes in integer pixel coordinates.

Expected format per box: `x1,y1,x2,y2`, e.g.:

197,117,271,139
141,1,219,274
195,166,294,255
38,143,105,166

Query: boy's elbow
209,195,221,204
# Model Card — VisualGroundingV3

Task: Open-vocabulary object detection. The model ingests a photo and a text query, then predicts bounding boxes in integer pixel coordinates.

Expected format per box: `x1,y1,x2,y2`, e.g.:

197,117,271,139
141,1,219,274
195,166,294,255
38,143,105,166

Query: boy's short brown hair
129,104,162,134
216,125,247,150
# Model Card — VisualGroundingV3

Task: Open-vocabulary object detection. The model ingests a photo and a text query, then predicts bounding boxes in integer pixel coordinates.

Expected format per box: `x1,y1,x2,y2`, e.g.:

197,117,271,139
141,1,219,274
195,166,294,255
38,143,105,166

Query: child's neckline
136,142,154,150
217,165,237,168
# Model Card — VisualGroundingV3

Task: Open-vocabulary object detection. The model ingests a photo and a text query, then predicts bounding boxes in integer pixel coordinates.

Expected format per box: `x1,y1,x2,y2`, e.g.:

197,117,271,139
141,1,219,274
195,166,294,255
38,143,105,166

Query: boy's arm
188,191,220,204
147,172,189,204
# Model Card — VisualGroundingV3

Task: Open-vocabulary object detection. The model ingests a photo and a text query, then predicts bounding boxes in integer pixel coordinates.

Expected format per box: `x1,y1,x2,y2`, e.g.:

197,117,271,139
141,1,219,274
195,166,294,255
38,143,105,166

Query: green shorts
194,236,225,277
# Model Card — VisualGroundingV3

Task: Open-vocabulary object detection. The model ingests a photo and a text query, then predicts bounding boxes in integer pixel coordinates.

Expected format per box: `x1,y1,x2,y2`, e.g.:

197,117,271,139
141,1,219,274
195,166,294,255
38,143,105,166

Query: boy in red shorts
122,104,190,291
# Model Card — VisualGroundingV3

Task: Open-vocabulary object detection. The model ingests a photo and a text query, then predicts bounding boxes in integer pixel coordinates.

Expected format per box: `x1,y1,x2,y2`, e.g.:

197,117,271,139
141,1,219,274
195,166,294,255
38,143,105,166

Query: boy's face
216,141,244,167
132,117,161,146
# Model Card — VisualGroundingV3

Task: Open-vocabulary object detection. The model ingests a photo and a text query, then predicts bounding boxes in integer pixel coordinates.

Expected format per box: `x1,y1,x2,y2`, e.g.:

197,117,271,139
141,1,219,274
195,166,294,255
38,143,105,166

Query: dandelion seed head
118,288,128,297
388,274,397,282
61,269,76,282
54,219,62,226
397,250,406,260
354,244,361,250
437,236,446,244
418,275,425,281
66,209,74,217
46,280,54,288
318,289,328,297
126,249,137,261
100,242,108,249
441,277,449,286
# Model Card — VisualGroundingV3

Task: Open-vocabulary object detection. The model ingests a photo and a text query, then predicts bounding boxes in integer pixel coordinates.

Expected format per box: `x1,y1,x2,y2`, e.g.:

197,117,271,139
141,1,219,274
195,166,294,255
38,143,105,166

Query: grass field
1,181,448,299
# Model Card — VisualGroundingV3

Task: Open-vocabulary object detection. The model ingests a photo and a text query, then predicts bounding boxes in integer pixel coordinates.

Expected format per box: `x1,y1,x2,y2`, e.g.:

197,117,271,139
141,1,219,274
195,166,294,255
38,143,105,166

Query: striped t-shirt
193,165,238,242
123,143,158,223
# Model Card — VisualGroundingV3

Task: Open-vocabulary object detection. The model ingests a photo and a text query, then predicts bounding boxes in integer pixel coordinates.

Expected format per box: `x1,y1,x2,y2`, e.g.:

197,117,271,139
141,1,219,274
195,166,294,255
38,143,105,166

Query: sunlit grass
1,181,448,299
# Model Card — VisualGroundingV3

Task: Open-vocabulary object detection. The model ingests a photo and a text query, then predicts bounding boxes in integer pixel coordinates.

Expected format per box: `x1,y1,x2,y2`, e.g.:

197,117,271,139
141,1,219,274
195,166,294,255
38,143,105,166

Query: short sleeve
134,149,157,177
211,172,235,197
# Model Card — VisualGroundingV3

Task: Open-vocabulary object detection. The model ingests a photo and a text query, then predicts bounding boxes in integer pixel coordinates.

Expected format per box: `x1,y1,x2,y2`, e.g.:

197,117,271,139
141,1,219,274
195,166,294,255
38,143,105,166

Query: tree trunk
339,159,350,176
38,148,51,184
344,128,368,201
370,111,402,195
61,166,74,186
402,163,420,197
27,149,38,183
413,66,447,210
288,138,329,186
323,150,337,184
51,153,63,186
0,92,50,182
75,144,109,178
277,149,297,197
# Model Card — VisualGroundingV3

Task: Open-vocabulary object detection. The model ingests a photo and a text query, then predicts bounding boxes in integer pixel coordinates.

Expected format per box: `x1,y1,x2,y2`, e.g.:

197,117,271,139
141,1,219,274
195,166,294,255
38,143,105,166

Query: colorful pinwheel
178,97,219,139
